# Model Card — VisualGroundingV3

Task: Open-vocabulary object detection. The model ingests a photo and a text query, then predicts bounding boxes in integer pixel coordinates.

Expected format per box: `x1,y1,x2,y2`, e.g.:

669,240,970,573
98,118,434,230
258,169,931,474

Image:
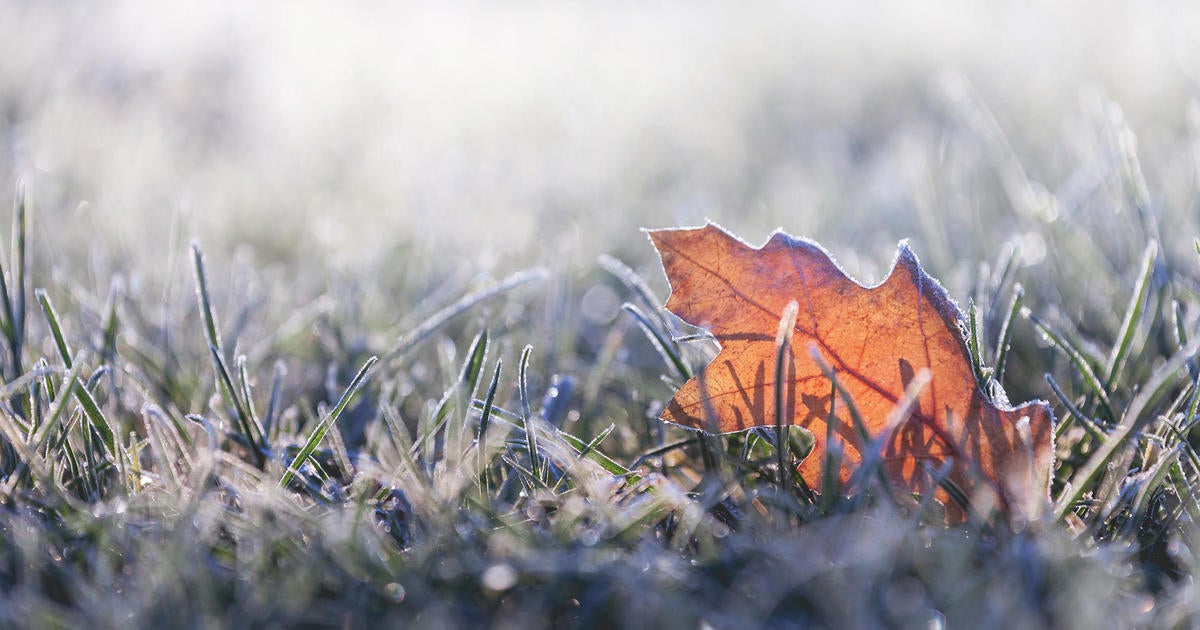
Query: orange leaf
649,223,1054,522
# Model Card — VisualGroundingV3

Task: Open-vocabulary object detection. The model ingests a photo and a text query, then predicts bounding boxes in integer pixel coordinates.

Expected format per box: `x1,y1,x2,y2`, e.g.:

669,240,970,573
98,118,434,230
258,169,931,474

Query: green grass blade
1128,444,1183,523
477,358,502,446
630,437,697,469
1184,376,1200,430
926,461,973,518
476,358,503,491
100,281,120,365
380,401,420,478
451,329,489,457
518,344,541,482
552,423,621,493
460,330,489,396
235,356,268,444
74,373,115,458
1173,299,1189,348
0,183,26,384
191,243,225,356
622,302,691,381
986,244,1017,318
598,253,672,332
1173,300,1198,381
237,356,259,425
280,355,377,489
775,300,798,489
1171,464,1200,529
1103,240,1157,387
208,346,265,466
0,243,13,345
372,268,547,376
967,299,987,384
1044,374,1107,441
35,289,72,370
575,423,617,461
994,284,1023,384
264,361,286,442
821,372,842,513
192,243,266,463
559,429,642,485
11,184,26,375
1026,310,1117,422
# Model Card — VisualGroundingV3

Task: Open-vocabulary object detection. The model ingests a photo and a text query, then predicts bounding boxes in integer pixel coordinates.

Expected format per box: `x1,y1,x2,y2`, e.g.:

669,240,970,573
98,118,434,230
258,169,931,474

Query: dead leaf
648,223,1054,522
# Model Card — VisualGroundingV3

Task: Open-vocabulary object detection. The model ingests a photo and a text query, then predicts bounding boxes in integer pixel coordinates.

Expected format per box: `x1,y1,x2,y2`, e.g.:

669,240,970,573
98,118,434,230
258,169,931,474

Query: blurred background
2,1,1200,368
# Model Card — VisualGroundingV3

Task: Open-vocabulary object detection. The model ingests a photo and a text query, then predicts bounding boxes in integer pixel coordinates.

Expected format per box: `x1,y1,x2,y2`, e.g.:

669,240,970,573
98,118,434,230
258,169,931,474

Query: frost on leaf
649,223,1054,522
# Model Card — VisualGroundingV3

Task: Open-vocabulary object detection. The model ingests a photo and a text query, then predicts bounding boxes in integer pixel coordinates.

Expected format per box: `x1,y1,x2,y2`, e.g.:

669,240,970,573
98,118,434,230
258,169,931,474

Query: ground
2,3,1200,627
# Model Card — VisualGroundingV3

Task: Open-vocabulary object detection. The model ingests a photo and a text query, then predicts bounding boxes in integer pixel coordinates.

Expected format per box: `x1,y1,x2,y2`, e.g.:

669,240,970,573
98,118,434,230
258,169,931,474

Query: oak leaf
649,223,1054,521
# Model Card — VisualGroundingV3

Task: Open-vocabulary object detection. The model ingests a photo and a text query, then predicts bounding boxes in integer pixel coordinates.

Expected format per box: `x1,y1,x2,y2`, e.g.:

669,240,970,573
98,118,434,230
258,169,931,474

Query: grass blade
372,268,547,376
191,243,225,357
35,289,72,369
280,355,377,488
100,280,121,365
598,253,672,332
559,429,642,485
74,373,116,459
622,302,691,382
1103,240,1157,387
476,358,503,490
1045,374,1106,441
460,330,489,396
0,183,27,384
994,284,1023,384
264,361,286,442
209,346,266,466
774,300,798,489
821,371,842,513
192,243,267,464
11,184,26,377
1026,310,1117,423
1129,444,1183,521
967,299,988,384
518,345,541,482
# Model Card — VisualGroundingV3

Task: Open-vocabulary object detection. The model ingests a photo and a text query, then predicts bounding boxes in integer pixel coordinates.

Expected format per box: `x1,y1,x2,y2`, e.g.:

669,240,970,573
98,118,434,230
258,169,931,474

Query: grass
0,156,1198,628
4,35,1200,625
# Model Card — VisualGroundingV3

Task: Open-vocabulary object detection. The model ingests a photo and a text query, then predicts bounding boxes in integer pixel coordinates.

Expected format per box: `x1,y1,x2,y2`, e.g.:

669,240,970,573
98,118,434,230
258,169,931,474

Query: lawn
3,3,1200,628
